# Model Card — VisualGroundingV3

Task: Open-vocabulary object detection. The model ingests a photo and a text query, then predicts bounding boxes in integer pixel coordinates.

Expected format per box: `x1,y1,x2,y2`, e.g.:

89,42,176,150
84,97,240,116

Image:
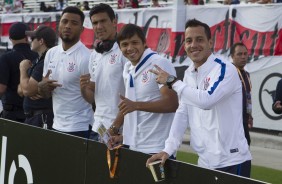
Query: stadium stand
1,0,174,13
23,0,57,12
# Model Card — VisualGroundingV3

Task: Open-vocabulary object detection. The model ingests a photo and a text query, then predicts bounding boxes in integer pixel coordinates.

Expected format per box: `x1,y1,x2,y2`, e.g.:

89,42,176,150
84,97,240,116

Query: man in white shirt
38,6,93,138
147,19,252,177
107,24,178,154
80,3,127,140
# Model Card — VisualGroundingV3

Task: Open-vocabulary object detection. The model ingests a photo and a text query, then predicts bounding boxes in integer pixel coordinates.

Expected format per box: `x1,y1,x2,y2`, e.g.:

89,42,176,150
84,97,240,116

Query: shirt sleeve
30,62,43,82
163,102,189,156
154,57,176,89
172,63,240,110
42,50,50,77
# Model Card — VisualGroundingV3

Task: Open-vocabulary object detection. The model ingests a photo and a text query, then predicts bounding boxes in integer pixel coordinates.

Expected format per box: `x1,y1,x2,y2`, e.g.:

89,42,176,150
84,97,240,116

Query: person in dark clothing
230,42,252,178
130,0,139,8
272,79,282,114
231,42,253,146
0,22,38,123
18,25,57,129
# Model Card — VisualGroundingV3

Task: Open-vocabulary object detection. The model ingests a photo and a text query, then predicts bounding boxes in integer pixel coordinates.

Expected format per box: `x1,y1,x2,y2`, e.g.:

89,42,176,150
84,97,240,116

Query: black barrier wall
0,119,268,184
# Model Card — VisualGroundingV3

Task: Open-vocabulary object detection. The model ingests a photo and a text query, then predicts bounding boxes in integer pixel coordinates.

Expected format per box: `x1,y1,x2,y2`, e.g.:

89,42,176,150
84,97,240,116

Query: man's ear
39,38,44,45
208,39,213,49
113,18,117,28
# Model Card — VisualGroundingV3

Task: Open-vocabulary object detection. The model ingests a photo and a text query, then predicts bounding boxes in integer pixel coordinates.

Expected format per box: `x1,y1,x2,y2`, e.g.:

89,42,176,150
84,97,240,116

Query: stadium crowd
1,0,282,14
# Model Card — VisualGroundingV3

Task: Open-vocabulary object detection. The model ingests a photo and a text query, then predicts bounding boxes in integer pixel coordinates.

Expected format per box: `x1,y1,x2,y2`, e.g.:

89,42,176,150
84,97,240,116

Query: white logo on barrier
0,136,33,184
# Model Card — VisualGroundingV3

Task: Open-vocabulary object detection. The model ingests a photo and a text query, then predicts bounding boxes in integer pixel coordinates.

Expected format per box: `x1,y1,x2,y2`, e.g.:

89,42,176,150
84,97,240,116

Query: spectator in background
247,0,258,3
56,0,66,11
184,0,199,5
198,0,205,4
272,79,282,114
40,2,55,12
151,0,163,7
38,6,94,139
0,22,38,123
118,0,127,9
18,25,57,129
230,42,253,149
76,2,81,9
13,0,22,13
257,0,272,3
81,1,90,11
130,0,139,8
224,0,240,4
223,0,232,4
3,0,22,13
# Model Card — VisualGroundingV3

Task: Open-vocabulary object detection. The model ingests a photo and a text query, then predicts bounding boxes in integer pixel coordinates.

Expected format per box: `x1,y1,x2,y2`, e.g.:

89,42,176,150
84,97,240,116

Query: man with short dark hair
38,6,93,138
0,22,38,122
230,42,253,146
108,24,178,154
80,3,127,140
147,19,252,177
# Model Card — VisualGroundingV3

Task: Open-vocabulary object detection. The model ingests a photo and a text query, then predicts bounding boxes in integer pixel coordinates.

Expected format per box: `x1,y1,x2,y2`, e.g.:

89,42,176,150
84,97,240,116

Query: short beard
61,37,75,44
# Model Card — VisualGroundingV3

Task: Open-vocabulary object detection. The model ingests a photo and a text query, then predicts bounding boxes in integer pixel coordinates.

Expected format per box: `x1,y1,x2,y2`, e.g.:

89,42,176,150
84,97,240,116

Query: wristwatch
109,125,119,135
166,75,178,89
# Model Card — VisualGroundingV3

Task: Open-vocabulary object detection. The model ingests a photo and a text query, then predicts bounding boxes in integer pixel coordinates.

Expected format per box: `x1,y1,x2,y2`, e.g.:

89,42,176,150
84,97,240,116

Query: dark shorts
216,160,251,178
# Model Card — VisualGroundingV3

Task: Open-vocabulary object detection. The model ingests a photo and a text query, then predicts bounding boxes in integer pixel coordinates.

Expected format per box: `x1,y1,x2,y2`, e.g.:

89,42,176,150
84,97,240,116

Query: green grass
176,151,282,184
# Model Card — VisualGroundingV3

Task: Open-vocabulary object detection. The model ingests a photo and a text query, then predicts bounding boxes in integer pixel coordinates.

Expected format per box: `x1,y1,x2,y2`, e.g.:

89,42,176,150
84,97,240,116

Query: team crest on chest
67,62,76,72
204,77,210,90
142,70,150,84
109,54,117,64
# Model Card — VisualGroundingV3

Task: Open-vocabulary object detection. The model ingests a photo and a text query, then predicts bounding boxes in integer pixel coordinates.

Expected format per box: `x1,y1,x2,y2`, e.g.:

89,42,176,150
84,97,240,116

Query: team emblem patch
67,62,76,72
142,70,150,84
204,77,210,90
109,54,117,64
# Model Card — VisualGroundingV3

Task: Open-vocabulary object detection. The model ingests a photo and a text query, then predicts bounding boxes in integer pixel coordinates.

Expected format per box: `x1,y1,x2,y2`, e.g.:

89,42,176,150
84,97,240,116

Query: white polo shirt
163,54,252,169
123,48,176,154
89,42,127,132
43,41,94,132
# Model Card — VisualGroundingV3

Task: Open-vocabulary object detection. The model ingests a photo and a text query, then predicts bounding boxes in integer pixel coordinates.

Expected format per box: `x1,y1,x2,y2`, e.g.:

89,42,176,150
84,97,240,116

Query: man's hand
273,101,282,111
108,134,123,150
118,94,137,115
19,59,32,72
38,70,61,98
80,74,91,90
149,65,170,85
146,151,170,167
29,93,44,100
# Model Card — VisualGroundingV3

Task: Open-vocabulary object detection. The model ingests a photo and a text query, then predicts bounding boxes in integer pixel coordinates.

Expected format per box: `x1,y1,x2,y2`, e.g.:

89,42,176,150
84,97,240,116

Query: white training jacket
163,54,252,169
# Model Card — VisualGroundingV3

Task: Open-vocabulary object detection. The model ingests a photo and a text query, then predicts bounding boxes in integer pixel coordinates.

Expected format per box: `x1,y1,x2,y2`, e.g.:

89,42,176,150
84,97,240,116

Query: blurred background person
0,22,38,122
19,25,57,129
272,79,282,114
230,42,253,147
81,1,90,11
